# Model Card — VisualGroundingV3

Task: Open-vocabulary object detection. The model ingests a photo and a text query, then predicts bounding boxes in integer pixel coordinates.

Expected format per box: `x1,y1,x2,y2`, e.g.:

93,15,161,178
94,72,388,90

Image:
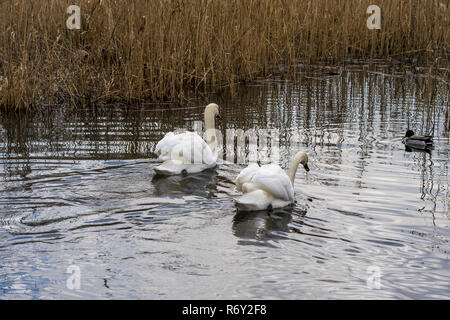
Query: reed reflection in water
0,66,449,299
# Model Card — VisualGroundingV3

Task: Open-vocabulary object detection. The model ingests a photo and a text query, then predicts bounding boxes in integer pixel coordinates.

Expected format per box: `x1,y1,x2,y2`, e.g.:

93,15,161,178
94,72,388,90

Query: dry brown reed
0,0,448,109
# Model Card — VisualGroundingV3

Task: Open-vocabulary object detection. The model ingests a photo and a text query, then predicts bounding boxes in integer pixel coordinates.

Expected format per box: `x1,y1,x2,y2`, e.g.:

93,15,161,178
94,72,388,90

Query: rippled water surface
1,65,449,299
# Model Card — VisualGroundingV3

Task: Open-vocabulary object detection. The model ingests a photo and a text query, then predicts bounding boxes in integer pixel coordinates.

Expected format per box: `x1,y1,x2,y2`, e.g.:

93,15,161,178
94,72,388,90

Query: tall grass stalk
0,0,448,109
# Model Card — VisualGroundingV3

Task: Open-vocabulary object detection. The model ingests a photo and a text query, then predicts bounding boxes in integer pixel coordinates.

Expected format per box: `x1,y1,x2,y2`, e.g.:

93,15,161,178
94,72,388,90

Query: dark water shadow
232,205,301,240
151,168,218,198
404,145,433,154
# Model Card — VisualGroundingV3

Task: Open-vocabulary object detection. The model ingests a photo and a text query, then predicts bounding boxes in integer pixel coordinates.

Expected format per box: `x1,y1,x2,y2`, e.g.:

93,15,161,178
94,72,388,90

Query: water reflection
0,64,449,299
151,168,218,198
232,206,295,240
404,145,433,154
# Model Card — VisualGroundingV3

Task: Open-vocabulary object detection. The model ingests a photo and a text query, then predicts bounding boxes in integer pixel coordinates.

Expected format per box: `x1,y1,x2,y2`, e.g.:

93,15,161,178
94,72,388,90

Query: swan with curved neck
153,103,221,175
288,151,309,184
235,151,309,211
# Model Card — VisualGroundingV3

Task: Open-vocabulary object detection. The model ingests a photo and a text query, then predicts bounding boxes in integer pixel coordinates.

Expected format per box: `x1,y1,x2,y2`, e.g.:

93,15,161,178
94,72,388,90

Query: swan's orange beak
303,163,310,172
216,113,222,120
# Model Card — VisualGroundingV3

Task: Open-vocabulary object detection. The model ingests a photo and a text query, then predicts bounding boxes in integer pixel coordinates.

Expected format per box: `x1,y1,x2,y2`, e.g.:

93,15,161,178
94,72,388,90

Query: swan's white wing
235,163,260,191
154,131,216,165
235,163,294,202
154,132,179,160
252,164,294,202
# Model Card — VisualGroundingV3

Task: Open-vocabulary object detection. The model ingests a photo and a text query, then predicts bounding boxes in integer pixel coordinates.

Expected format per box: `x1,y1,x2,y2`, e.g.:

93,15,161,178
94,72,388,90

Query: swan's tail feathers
153,160,216,176
235,163,260,191
235,190,293,211
153,160,184,176
235,190,273,211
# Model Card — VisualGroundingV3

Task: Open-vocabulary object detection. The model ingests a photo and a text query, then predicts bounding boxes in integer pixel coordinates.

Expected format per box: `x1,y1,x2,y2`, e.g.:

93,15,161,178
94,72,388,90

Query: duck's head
404,130,415,138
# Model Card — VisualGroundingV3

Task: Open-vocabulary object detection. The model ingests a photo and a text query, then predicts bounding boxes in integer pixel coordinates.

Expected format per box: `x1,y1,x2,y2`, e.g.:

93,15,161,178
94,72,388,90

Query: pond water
0,64,449,299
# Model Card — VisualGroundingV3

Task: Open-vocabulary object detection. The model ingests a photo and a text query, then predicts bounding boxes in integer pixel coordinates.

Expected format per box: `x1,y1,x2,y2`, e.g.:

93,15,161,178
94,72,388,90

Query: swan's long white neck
288,152,307,186
204,105,217,152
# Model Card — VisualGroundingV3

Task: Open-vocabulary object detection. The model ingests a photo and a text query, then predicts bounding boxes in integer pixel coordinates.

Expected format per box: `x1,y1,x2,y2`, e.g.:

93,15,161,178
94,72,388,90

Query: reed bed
0,0,448,109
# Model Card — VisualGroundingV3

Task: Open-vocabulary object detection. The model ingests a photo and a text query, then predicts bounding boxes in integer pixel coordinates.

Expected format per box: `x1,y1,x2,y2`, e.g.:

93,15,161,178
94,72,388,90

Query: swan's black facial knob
303,163,310,172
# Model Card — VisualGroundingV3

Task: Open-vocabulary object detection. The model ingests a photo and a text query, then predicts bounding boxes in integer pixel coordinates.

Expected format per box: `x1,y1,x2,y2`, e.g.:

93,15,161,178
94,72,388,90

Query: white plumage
153,103,221,175
236,163,294,200
153,131,217,175
234,152,309,211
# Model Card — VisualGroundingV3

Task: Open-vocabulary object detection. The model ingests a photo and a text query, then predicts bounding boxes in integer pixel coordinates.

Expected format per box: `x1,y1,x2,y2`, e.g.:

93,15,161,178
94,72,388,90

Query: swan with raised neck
204,103,221,152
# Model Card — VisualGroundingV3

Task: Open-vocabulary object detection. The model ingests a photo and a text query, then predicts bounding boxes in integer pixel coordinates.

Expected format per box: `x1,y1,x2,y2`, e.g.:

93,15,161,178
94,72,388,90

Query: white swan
234,151,309,211
153,103,221,175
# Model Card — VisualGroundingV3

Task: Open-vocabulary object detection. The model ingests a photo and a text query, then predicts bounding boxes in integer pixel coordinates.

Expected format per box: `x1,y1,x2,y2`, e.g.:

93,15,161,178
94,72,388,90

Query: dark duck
403,130,433,149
